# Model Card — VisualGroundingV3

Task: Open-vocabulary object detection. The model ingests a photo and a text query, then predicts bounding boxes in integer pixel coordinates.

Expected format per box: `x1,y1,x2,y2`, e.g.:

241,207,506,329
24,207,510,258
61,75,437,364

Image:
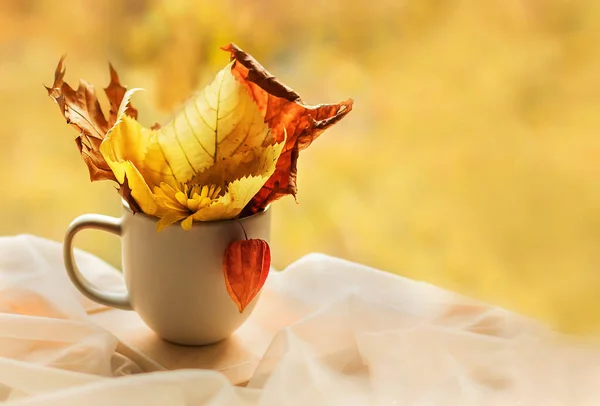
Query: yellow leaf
50,44,350,233
150,60,272,185
100,117,160,216
99,61,284,229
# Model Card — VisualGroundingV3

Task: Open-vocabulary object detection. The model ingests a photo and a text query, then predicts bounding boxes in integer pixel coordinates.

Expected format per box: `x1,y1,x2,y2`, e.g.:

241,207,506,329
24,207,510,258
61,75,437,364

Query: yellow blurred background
2,0,600,334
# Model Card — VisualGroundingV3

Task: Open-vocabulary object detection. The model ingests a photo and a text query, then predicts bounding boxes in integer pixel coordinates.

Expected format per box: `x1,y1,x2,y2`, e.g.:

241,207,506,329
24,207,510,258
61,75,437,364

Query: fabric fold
0,235,598,405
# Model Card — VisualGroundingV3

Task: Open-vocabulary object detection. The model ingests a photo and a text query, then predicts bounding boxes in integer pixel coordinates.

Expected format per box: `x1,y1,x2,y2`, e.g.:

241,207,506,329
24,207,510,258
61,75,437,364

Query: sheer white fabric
0,234,598,405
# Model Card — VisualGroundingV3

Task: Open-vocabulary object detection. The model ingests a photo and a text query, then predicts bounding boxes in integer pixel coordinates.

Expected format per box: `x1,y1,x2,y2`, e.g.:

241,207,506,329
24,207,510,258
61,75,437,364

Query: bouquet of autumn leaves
46,44,352,311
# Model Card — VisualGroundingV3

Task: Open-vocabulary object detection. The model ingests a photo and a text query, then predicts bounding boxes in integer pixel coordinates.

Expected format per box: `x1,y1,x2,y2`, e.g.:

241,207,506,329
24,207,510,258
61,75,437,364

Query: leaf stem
236,220,248,240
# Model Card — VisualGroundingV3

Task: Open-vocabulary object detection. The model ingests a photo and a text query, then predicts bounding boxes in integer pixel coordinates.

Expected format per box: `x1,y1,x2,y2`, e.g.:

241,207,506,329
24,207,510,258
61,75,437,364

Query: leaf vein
68,106,104,138
156,140,177,181
171,118,197,175
183,107,213,159
193,95,216,133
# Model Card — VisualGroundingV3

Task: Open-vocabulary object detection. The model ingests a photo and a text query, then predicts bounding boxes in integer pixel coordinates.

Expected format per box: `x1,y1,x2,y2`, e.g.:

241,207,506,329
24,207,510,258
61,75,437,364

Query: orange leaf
222,238,271,313
46,56,140,211
221,44,354,215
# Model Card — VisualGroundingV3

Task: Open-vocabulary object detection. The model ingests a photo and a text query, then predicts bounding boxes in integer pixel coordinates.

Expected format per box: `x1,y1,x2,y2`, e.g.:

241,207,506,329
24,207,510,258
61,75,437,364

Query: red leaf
222,239,271,313
221,43,353,215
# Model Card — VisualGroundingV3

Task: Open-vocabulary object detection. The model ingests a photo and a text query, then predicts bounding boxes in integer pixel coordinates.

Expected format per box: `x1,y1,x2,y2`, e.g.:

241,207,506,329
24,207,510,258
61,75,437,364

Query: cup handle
63,214,132,310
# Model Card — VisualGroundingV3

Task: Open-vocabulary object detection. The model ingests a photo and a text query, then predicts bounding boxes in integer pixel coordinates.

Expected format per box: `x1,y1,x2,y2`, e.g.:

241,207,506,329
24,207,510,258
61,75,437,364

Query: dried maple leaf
104,63,139,127
46,56,140,211
222,237,271,313
221,44,354,215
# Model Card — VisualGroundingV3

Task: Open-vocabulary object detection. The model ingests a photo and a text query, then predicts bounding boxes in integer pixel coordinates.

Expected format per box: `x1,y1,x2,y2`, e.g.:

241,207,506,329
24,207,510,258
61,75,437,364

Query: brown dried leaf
104,63,138,127
75,136,115,182
45,55,109,139
222,238,271,313
222,44,353,215
46,56,139,210
45,56,137,183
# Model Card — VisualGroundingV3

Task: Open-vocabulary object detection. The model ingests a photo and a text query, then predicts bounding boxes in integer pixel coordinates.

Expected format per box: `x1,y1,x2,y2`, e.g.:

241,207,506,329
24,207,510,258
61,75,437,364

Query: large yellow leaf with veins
100,62,283,229
147,60,272,185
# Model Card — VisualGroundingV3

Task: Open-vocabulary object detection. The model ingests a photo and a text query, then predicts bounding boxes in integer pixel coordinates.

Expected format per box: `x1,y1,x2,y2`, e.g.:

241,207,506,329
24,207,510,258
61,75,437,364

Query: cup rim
121,199,270,226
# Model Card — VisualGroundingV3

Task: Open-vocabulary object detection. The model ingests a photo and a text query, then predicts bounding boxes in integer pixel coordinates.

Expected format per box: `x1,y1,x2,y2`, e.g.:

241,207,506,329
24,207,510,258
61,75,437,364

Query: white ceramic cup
63,201,270,345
